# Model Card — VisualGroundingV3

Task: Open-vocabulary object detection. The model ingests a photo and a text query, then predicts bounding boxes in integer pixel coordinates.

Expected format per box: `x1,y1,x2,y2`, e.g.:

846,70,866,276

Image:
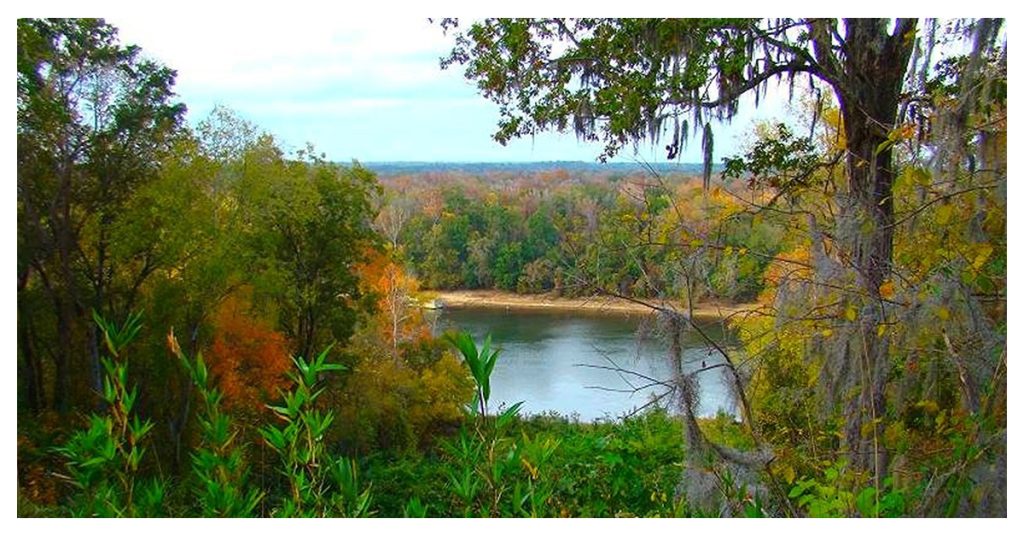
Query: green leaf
856,487,878,517
496,401,525,429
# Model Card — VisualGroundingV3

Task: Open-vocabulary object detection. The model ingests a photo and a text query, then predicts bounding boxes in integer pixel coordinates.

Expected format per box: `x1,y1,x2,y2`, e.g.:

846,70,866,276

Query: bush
331,338,473,454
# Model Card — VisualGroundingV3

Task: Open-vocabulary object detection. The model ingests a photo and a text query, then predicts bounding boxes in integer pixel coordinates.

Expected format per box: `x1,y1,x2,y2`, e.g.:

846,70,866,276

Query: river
428,306,739,422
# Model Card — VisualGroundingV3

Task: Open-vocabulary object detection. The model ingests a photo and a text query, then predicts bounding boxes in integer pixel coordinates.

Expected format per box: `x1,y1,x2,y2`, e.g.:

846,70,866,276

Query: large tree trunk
51,147,82,413
833,18,916,482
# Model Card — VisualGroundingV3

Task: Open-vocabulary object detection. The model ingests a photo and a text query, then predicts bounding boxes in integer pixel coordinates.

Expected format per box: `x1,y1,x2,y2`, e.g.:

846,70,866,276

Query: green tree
524,207,558,262
235,141,381,360
492,242,524,291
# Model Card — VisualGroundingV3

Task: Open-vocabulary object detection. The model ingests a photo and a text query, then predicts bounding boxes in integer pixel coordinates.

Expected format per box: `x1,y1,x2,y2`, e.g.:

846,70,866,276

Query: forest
17,18,1006,518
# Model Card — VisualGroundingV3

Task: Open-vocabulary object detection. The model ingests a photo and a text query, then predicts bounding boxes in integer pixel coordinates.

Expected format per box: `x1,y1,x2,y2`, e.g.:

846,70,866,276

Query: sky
106,15,791,164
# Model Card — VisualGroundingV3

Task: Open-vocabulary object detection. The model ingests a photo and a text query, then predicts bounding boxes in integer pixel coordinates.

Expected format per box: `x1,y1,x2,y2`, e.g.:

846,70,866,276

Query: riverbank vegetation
384,166,786,304
18,18,1006,517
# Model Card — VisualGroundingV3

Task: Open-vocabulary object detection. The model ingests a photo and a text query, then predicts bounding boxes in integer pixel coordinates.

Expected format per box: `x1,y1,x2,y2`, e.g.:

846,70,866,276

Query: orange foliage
758,244,813,303
356,249,431,349
207,293,292,412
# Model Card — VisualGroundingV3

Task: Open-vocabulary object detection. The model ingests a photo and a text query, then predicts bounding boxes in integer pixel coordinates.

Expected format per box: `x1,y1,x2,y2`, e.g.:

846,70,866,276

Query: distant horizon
358,159,709,165
359,160,721,175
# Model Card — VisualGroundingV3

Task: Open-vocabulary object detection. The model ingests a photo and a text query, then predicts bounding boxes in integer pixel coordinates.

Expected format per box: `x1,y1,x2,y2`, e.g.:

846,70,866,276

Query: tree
207,293,292,413
356,249,426,353
18,18,185,412
235,141,381,360
440,17,1003,489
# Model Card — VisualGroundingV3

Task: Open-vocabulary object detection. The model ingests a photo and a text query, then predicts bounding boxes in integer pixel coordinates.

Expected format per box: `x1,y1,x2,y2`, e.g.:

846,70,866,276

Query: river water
428,306,739,422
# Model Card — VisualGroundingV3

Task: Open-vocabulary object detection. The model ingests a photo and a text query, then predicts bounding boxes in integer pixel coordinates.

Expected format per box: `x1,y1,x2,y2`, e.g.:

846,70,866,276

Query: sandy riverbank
426,290,756,319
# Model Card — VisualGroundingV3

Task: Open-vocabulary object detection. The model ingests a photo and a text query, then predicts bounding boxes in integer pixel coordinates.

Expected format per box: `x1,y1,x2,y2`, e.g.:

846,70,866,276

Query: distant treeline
378,169,786,302
364,160,719,177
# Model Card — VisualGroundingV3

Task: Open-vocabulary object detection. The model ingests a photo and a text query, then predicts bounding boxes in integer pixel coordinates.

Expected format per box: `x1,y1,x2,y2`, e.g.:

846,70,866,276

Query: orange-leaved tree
207,292,292,413
356,248,430,355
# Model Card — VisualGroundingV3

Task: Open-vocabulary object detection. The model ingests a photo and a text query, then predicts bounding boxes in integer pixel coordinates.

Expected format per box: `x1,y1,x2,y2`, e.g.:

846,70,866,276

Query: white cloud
102,14,794,163
204,95,486,121
108,16,455,96
248,97,405,116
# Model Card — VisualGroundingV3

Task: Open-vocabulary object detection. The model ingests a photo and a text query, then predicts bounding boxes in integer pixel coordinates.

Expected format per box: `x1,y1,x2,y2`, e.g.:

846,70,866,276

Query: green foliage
172,336,263,517
441,18,760,163
493,242,525,291
55,312,162,517
362,409,684,517
236,146,382,359
523,410,685,517
787,461,910,518
402,497,429,517
438,402,561,517
444,331,502,417
854,478,908,518
722,123,823,194
330,335,473,453
396,174,784,302
18,17,186,413
19,16,1006,519
787,460,855,517
260,347,372,517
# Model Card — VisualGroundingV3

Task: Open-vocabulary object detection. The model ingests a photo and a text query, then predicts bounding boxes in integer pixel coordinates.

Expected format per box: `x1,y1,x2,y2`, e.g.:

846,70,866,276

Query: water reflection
429,307,738,422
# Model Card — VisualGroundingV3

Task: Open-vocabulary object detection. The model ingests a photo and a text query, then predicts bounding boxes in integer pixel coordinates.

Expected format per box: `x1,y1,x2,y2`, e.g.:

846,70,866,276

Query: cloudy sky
108,15,790,163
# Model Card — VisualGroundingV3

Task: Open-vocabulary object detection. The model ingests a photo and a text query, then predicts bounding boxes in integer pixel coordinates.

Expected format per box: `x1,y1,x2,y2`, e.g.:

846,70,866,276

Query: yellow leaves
522,458,539,480
972,244,994,271
764,244,812,285
915,400,940,415
906,167,931,187
877,324,887,337
935,204,954,226
874,123,916,157
821,328,833,338
778,463,797,485
936,307,951,321
884,421,909,451
903,27,918,44
860,418,883,439
844,305,858,322
649,490,669,504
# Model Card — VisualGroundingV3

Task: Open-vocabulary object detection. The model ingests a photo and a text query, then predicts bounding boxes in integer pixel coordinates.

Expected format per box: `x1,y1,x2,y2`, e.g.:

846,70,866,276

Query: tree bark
832,18,916,481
